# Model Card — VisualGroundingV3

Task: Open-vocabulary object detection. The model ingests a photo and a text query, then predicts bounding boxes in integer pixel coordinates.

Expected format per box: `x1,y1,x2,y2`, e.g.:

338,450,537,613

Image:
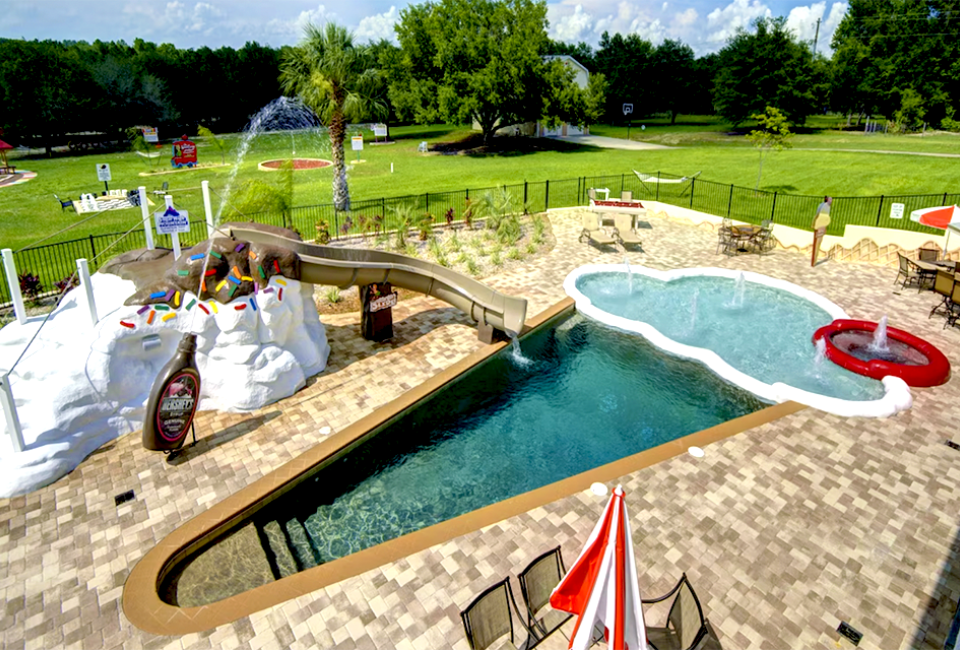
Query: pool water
266,314,764,564
575,272,885,402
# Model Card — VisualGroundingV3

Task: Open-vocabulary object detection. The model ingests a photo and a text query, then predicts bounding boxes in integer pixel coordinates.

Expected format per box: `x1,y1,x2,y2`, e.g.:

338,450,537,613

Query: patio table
730,225,761,252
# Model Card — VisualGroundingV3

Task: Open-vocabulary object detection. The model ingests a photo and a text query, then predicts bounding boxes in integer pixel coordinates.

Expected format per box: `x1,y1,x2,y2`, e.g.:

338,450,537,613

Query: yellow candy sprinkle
241,275,253,282
208,301,219,314
174,291,180,307
275,279,287,286
216,280,227,292
162,312,177,322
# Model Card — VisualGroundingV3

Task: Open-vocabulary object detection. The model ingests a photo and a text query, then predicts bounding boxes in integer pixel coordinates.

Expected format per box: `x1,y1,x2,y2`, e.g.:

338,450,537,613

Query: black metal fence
3,171,955,306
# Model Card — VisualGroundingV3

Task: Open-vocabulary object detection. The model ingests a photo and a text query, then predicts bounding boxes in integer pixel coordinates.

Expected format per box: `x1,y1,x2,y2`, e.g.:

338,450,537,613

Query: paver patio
1,207,959,650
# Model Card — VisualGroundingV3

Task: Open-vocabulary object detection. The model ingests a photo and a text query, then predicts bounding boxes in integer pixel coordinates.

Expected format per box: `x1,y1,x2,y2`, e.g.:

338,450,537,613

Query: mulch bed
429,133,581,156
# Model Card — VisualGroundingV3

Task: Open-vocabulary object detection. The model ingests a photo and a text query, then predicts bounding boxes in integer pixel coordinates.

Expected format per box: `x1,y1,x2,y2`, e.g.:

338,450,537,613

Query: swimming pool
565,265,913,418
162,309,764,608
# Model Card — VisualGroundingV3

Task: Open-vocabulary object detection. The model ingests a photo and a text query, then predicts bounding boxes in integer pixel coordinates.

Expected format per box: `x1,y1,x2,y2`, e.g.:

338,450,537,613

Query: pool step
284,518,319,571
261,521,298,579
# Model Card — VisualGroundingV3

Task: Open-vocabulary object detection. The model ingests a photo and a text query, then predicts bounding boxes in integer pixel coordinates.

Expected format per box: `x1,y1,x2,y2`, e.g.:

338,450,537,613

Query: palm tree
280,23,383,212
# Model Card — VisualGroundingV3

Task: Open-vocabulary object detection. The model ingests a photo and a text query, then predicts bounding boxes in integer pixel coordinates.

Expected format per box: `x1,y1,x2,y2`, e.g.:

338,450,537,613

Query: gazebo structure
0,139,14,174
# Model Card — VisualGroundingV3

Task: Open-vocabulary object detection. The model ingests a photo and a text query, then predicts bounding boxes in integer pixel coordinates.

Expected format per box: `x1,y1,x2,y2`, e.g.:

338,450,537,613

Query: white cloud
705,0,772,44
355,5,398,43
549,4,597,42
674,8,699,28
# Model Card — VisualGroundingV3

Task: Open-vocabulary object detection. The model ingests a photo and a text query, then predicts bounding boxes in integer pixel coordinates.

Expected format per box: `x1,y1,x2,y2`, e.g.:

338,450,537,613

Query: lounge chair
518,546,572,642
461,578,536,650
613,213,643,250
642,573,709,650
54,194,75,212
895,252,935,291
579,213,616,248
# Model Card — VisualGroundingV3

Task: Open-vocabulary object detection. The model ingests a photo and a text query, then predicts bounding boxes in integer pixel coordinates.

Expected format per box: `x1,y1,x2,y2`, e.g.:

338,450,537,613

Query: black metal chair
929,270,957,319
461,578,537,650
716,218,735,255
54,193,75,212
918,248,940,262
642,573,709,650
518,546,573,643
152,181,169,196
895,252,935,291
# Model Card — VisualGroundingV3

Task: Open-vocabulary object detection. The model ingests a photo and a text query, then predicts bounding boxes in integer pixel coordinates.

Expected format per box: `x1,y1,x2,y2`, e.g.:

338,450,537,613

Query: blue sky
0,0,848,56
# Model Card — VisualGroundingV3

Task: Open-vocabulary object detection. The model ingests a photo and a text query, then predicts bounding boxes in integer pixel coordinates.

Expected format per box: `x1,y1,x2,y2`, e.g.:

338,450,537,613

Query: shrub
55,275,79,294
446,231,462,253
466,257,480,275
417,213,434,240
941,117,960,132
340,216,354,237
444,207,455,228
18,272,42,300
490,251,502,267
526,242,538,254
391,204,414,249
507,246,523,260
325,286,342,303
315,220,331,244
462,199,474,229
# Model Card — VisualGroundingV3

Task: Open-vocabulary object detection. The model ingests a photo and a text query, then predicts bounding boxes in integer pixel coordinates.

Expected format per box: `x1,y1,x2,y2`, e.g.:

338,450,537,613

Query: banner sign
155,207,191,234
351,136,364,151
369,291,398,312
96,163,112,181
143,127,158,143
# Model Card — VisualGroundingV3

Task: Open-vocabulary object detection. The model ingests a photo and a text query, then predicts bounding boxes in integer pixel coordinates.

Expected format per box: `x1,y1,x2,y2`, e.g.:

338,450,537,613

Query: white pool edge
563,265,913,418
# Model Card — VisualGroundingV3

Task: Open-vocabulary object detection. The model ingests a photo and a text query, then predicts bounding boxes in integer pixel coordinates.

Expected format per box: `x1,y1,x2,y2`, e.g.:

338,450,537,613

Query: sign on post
890,203,905,220
373,124,387,138
143,127,158,143
351,135,363,162
155,206,191,234
97,163,111,192
622,103,633,115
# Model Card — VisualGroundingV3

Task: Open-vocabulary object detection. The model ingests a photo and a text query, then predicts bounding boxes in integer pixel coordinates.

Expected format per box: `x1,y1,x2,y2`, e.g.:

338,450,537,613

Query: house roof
542,55,590,75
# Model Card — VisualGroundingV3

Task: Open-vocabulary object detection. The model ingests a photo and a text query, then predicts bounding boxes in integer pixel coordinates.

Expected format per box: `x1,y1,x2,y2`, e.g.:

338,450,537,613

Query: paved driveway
551,134,673,150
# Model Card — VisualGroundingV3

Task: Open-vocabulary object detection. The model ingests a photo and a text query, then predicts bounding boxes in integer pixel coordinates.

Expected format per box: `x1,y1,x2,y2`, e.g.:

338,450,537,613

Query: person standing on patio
811,195,832,266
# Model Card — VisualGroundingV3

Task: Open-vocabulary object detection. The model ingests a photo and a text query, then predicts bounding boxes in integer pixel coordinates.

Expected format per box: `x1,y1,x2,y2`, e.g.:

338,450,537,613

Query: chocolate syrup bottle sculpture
142,333,201,452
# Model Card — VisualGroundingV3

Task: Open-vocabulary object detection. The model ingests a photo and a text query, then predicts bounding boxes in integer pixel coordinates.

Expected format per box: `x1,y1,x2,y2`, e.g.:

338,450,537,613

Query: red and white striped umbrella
550,485,648,650
911,205,960,252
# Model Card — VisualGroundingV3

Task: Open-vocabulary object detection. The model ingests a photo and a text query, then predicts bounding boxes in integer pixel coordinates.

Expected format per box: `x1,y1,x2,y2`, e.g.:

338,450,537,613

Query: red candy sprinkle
234,303,247,311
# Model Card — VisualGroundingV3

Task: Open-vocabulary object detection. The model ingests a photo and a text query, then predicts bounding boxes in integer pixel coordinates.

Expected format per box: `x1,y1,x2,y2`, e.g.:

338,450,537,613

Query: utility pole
812,17,821,56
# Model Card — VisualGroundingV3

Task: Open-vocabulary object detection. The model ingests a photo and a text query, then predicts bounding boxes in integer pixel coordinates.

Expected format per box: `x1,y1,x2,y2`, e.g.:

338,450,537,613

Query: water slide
227,223,528,338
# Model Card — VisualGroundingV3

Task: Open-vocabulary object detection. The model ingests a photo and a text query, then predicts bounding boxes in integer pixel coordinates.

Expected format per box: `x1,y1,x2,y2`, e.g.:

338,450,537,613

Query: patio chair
518,546,572,642
642,573,709,650
613,213,643,250
895,252,935,292
929,270,957,319
152,181,169,196
621,190,633,202
54,194,75,212
918,248,940,262
579,213,616,248
716,218,735,255
945,278,960,329
750,219,775,253
461,578,536,650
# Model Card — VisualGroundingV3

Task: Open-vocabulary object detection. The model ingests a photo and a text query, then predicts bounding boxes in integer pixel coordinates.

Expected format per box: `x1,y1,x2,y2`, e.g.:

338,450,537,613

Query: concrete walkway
552,134,672,150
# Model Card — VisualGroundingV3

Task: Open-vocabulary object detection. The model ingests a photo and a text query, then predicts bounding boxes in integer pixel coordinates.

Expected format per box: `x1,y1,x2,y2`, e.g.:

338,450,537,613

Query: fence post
163,196,181,260
770,192,778,221
620,174,625,196
76,258,99,327
943,192,948,206
201,180,215,239
524,181,528,206
689,178,695,208
88,234,97,259
656,172,661,201
876,195,884,227
138,186,155,250
425,192,430,213
0,373,25,453
545,180,550,211
1,249,27,326
727,184,734,218
577,177,581,204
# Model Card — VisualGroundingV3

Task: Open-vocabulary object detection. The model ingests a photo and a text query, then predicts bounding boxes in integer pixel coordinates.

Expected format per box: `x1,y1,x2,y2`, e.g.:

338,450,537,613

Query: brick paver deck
2,209,959,650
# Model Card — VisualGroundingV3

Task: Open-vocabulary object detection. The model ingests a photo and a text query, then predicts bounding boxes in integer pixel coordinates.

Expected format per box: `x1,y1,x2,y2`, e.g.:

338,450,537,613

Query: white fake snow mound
0,272,329,497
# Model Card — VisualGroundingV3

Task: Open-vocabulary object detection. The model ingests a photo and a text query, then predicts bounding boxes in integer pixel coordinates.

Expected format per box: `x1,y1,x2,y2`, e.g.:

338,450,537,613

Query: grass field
2,120,959,254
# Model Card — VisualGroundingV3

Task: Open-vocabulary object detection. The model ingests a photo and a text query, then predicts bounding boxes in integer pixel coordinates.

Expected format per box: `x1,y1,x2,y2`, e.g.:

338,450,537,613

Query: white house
538,55,591,137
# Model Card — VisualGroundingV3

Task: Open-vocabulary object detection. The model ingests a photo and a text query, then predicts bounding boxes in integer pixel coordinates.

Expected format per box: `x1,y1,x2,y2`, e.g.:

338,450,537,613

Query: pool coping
122,297,806,635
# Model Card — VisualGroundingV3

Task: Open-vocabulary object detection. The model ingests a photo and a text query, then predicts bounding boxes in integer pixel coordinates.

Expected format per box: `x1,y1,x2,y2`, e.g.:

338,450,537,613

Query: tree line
2,0,958,157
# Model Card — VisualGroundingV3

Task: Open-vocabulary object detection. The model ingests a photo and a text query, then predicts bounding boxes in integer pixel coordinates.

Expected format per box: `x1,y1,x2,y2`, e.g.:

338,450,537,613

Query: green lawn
3,121,959,254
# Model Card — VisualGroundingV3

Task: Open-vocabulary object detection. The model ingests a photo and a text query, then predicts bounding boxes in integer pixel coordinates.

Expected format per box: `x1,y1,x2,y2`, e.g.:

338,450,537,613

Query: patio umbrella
550,485,648,650
910,205,960,254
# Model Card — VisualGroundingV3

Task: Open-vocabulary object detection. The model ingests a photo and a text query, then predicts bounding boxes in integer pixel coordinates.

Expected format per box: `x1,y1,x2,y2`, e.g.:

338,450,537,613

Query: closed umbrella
910,205,960,254
550,485,648,650
0,139,12,170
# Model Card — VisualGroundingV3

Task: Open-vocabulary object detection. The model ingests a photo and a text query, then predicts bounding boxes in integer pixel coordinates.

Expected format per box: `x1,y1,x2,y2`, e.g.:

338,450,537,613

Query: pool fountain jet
688,288,700,334
623,256,633,294
727,272,746,308
813,337,827,377
869,315,890,354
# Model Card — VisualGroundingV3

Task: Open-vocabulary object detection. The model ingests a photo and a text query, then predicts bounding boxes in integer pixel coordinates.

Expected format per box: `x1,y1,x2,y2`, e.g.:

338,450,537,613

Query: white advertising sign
143,127,158,143
154,207,191,234
96,163,112,182
890,203,905,219
351,136,364,151
373,124,387,137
